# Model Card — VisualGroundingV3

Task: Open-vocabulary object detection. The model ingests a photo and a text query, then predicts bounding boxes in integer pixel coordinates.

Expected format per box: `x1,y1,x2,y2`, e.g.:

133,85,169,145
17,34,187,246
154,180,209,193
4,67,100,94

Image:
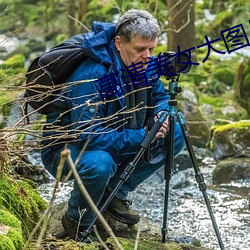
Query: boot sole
105,210,140,225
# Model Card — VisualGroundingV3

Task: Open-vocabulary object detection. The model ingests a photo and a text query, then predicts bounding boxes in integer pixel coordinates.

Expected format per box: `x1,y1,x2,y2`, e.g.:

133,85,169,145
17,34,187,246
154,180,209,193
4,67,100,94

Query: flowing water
38,156,250,250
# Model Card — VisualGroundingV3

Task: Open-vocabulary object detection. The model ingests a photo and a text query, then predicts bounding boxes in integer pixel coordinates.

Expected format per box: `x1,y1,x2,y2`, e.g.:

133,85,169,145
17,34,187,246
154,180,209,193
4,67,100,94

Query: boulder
213,157,250,184
179,100,211,148
209,120,250,160
42,201,211,250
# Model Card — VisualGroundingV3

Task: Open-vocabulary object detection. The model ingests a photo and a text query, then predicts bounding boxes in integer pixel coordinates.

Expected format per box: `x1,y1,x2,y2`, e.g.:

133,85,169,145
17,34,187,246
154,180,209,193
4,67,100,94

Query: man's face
115,35,157,70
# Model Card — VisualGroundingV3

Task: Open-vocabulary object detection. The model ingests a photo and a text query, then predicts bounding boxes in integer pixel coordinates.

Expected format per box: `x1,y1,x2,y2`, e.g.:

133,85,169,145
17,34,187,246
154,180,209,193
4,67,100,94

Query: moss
212,67,235,86
0,209,24,249
1,54,25,69
199,91,248,122
0,235,16,250
7,228,24,249
199,95,224,108
0,209,21,229
209,120,250,151
0,54,26,86
0,174,47,239
106,237,208,250
213,120,250,133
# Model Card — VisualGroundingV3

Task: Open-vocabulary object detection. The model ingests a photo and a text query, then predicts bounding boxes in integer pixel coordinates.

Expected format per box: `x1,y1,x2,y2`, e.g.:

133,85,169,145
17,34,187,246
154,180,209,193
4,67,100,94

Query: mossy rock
199,92,248,122
1,54,25,69
43,202,211,250
209,120,250,160
0,209,24,250
106,237,211,250
29,237,211,250
0,54,26,86
0,174,47,239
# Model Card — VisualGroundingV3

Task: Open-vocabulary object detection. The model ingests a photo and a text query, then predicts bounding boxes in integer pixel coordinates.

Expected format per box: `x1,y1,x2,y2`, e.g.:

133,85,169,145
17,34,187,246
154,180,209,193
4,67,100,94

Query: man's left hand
154,112,169,139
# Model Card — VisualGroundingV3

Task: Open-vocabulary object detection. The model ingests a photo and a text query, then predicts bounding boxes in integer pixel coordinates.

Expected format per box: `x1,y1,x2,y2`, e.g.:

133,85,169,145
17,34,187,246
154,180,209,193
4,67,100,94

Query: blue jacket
44,21,170,156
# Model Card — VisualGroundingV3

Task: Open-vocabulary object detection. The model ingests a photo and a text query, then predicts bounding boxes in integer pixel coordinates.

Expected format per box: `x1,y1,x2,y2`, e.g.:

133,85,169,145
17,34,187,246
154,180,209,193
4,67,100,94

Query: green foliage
0,175,47,239
106,237,205,249
198,89,248,122
0,54,26,87
1,54,25,69
0,235,16,250
0,209,24,250
234,57,250,116
182,42,240,96
213,67,235,86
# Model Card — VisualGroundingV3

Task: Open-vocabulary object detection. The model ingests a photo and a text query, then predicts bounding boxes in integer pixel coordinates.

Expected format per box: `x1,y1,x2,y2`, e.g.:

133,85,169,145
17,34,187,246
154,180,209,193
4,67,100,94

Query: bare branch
63,148,124,250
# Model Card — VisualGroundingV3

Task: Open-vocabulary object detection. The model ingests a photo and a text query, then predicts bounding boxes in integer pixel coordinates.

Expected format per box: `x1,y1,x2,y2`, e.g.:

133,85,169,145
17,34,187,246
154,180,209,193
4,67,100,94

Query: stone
209,120,250,160
213,157,250,184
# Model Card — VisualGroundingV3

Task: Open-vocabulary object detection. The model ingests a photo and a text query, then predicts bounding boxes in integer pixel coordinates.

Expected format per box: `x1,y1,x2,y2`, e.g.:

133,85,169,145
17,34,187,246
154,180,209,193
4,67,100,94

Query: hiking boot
61,213,97,243
105,196,140,225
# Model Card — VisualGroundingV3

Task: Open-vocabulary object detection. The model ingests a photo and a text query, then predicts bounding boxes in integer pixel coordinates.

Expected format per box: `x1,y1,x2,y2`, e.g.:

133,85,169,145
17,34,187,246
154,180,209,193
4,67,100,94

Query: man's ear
115,36,122,51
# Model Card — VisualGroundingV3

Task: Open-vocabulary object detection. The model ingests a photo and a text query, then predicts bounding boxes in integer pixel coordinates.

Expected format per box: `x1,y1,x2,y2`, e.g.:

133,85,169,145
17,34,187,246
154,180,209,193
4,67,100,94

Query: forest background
0,1,250,249
0,0,250,126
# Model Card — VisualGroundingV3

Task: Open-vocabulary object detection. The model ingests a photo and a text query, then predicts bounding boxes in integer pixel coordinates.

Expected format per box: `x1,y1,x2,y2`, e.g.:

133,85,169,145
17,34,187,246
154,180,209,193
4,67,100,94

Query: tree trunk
78,0,88,20
167,0,196,52
67,0,76,36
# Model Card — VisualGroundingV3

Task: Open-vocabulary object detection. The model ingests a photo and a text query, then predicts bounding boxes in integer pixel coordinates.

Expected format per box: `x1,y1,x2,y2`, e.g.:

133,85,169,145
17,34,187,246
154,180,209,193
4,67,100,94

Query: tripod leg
81,112,168,241
162,114,175,243
177,112,225,250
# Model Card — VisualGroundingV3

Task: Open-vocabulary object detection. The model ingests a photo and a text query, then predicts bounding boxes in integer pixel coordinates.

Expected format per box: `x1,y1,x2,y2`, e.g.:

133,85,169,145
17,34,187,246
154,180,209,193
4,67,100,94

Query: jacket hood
82,21,116,66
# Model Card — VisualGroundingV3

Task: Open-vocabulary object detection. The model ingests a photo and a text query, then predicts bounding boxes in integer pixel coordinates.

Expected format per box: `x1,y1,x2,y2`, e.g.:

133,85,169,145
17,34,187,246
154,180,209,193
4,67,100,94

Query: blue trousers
41,123,185,226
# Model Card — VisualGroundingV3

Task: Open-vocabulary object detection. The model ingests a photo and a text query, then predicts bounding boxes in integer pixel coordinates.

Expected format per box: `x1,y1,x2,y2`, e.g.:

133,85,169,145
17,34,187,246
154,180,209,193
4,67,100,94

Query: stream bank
38,153,250,250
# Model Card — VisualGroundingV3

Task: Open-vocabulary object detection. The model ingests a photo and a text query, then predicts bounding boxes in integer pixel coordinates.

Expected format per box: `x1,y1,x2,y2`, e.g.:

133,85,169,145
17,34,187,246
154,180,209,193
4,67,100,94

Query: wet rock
179,100,211,148
213,157,250,184
45,202,210,250
170,168,193,189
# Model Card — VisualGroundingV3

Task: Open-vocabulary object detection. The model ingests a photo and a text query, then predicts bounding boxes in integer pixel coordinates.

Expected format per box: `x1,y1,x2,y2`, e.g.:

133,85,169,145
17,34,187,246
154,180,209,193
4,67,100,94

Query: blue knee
77,150,117,182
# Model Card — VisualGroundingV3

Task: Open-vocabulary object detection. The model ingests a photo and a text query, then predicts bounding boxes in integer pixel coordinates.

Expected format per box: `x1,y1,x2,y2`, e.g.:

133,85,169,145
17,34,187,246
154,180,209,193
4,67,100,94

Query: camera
159,51,192,79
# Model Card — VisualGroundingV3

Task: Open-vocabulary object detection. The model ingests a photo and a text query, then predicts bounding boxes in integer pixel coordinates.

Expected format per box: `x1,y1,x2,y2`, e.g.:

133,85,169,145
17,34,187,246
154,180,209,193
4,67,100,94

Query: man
41,9,185,241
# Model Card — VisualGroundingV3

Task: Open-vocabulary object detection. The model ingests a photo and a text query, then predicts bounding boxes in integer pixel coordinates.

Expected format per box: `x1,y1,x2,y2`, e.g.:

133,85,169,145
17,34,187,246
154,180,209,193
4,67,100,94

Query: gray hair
115,9,160,43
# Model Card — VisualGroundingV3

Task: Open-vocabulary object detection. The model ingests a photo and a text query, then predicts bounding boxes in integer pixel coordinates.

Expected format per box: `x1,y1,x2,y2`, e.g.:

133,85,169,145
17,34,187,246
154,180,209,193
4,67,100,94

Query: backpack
24,34,87,115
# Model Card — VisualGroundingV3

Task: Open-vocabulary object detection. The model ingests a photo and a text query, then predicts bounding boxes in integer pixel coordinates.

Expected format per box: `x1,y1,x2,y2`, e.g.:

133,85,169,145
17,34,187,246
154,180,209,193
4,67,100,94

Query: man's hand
154,111,169,139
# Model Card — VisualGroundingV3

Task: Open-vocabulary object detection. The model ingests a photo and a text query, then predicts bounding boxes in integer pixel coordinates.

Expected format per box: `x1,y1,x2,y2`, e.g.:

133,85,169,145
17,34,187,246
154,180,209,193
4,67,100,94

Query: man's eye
136,48,144,52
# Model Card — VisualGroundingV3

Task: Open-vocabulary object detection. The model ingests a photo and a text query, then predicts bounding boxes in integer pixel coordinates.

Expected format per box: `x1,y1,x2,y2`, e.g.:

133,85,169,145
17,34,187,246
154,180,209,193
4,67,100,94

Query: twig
22,154,65,249
93,225,110,250
68,14,90,31
134,220,142,250
61,148,124,250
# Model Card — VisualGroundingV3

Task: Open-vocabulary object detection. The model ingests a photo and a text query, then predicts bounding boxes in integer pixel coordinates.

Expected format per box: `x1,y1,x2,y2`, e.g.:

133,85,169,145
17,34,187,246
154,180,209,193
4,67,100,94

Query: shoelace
123,199,132,209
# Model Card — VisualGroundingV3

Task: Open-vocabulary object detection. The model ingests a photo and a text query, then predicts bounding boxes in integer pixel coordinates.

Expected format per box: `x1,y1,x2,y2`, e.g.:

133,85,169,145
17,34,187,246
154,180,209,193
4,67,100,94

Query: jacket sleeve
151,79,170,115
66,60,146,156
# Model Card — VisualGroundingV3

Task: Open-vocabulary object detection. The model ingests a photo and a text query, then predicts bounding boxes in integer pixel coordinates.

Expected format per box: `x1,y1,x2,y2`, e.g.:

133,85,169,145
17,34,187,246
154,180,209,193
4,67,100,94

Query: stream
38,155,250,250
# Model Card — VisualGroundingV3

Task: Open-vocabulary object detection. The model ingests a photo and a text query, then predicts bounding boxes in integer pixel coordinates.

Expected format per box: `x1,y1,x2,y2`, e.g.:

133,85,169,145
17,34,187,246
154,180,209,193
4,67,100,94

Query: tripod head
158,51,191,99
167,74,182,100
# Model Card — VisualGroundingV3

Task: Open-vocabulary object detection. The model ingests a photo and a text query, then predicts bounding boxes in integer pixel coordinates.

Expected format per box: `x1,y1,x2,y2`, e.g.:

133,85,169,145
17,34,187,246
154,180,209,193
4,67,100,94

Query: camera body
159,51,192,80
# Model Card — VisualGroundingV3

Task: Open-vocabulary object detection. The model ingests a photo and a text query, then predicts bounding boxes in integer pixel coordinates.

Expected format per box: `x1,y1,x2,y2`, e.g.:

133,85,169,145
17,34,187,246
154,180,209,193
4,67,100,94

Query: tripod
161,75,225,249
82,75,225,249
81,110,168,241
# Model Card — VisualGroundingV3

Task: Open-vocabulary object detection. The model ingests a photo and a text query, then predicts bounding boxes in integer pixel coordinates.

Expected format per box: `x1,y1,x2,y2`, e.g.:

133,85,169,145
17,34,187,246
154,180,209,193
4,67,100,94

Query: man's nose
142,49,151,59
